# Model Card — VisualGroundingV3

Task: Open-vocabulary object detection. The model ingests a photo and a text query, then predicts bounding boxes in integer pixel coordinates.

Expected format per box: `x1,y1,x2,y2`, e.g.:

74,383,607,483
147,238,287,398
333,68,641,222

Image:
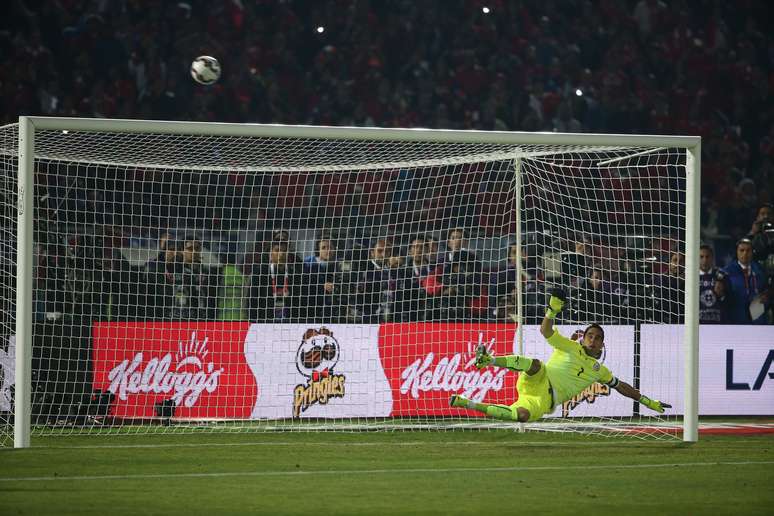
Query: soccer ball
190,56,221,85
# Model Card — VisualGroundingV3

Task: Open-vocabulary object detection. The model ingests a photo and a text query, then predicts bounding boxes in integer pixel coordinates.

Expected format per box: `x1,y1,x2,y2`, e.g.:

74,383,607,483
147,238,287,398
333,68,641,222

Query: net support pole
513,158,525,433
15,117,34,448
514,158,524,355
683,144,701,443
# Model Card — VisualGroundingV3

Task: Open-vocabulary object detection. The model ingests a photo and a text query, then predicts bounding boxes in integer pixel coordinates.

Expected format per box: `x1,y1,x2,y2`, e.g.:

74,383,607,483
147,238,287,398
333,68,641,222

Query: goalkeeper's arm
613,379,671,414
540,288,567,338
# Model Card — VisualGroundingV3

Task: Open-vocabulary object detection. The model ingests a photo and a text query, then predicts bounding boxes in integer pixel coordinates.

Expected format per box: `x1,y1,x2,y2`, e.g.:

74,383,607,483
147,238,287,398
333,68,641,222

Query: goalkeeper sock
452,396,486,412
453,398,519,422
493,355,533,372
485,404,517,421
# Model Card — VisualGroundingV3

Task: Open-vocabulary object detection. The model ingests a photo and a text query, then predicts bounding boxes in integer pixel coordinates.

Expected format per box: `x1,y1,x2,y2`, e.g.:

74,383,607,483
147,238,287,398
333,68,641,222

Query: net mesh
0,122,689,444
0,125,16,441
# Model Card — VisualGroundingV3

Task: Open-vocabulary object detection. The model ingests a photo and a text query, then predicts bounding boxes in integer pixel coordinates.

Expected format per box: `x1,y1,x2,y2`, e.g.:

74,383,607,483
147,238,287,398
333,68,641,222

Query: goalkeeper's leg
475,345,540,374
493,355,539,373
450,395,529,422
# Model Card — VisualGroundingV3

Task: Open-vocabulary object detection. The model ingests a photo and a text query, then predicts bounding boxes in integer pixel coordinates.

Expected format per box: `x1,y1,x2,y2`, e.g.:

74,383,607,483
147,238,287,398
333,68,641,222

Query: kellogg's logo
293,327,346,417
400,332,508,402
107,331,224,408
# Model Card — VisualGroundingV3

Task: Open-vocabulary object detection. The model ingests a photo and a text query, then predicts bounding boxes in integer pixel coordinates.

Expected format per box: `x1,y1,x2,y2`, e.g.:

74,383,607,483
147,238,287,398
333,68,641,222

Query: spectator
41,234,104,319
576,269,616,324
157,230,173,259
562,237,591,288
180,237,220,319
102,238,150,321
249,237,303,322
425,235,440,272
721,237,770,324
749,203,773,237
422,236,447,319
492,291,517,322
384,247,405,322
357,238,391,323
148,237,219,320
443,228,475,263
271,229,304,264
751,222,774,322
699,245,727,324
752,221,774,265
302,233,339,322
490,243,543,324
439,249,483,321
395,235,431,322
145,230,176,275
491,243,519,306
652,251,686,324
217,253,248,321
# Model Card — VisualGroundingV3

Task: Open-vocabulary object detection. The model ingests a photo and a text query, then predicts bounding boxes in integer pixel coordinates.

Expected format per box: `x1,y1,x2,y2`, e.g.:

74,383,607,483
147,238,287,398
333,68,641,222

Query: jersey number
577,367,585,377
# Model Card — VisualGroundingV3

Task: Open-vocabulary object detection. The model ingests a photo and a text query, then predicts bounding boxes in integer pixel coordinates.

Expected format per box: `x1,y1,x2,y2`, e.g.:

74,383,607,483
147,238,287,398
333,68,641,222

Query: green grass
1,431,773,515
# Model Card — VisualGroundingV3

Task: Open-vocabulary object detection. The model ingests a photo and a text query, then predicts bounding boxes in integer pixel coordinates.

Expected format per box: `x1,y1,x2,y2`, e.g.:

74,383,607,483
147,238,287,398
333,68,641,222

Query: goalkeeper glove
474,344,494,370
639,395,671,414
545,288,567,319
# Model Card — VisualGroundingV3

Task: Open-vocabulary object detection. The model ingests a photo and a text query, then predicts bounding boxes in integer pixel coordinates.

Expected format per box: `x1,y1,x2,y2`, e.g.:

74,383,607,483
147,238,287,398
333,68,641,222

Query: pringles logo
561,383,611,417
293,327,345,417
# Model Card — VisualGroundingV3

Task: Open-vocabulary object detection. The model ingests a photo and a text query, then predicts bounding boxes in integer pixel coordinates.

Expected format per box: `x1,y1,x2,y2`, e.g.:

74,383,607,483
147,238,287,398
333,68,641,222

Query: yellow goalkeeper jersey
544,330,615,406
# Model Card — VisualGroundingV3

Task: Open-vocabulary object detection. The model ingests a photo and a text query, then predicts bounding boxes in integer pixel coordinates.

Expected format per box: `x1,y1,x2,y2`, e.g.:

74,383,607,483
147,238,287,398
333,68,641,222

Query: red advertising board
92,322,256,419
379,323,519,416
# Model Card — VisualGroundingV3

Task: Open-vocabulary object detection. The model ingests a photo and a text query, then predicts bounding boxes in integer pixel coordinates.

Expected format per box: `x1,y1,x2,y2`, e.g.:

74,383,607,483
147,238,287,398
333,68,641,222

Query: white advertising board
640,325,774,415
244,324,393,419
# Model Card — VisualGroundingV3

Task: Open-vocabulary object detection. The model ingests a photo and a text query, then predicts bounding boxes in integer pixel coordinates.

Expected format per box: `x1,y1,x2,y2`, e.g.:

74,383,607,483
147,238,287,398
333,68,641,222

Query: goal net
0,118,699,446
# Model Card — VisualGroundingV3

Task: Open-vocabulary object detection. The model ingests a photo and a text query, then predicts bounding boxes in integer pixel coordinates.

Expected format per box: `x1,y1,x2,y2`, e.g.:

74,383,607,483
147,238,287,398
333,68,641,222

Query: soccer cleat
449,394,468,408
474,344,493,369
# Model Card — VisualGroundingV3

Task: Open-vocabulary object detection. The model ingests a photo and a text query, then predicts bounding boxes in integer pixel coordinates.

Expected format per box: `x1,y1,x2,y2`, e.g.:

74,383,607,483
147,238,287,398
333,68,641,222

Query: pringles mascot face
296,327,340,382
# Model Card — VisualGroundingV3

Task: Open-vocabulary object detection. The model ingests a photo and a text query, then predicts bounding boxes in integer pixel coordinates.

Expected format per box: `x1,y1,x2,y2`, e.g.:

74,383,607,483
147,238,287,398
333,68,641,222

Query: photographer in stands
748,203,773,237
751,222,774,323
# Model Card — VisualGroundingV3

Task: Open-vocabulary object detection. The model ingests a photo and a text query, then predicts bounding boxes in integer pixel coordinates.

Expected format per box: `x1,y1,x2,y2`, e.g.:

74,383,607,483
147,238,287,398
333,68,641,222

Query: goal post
684,147,701,443
3,116,700,447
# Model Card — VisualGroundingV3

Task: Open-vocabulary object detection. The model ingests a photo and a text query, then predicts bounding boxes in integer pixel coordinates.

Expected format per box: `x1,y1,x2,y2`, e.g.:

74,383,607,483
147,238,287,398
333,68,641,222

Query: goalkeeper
450,289,670,422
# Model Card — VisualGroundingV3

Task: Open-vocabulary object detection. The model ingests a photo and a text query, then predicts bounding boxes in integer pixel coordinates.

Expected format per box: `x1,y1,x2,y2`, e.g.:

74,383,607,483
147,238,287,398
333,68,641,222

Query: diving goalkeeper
450,289,670,422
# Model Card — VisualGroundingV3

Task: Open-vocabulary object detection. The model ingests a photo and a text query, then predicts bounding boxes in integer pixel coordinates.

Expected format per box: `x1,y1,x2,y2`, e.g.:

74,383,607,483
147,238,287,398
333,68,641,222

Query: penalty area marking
1,461,773,483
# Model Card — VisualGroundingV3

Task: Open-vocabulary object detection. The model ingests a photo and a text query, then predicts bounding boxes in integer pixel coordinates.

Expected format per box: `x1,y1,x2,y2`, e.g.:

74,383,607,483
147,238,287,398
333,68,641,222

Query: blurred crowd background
0,0,772,325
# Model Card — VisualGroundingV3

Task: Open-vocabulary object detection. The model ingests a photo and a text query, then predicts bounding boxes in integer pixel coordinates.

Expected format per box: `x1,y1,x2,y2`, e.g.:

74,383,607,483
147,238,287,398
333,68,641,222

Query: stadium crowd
1,0,772,325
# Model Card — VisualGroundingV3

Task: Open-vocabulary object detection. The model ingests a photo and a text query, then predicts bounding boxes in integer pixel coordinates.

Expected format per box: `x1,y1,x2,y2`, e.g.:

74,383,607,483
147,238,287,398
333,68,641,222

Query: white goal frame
14,116,701,447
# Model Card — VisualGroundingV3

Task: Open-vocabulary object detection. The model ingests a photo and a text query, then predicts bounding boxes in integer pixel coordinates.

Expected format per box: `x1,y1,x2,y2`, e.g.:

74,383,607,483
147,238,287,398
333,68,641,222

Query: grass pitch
1,430,772,515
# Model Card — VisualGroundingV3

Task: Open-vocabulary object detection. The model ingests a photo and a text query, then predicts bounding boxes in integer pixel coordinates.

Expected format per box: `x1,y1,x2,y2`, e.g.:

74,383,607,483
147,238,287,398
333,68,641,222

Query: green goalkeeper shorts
511,363,554,422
